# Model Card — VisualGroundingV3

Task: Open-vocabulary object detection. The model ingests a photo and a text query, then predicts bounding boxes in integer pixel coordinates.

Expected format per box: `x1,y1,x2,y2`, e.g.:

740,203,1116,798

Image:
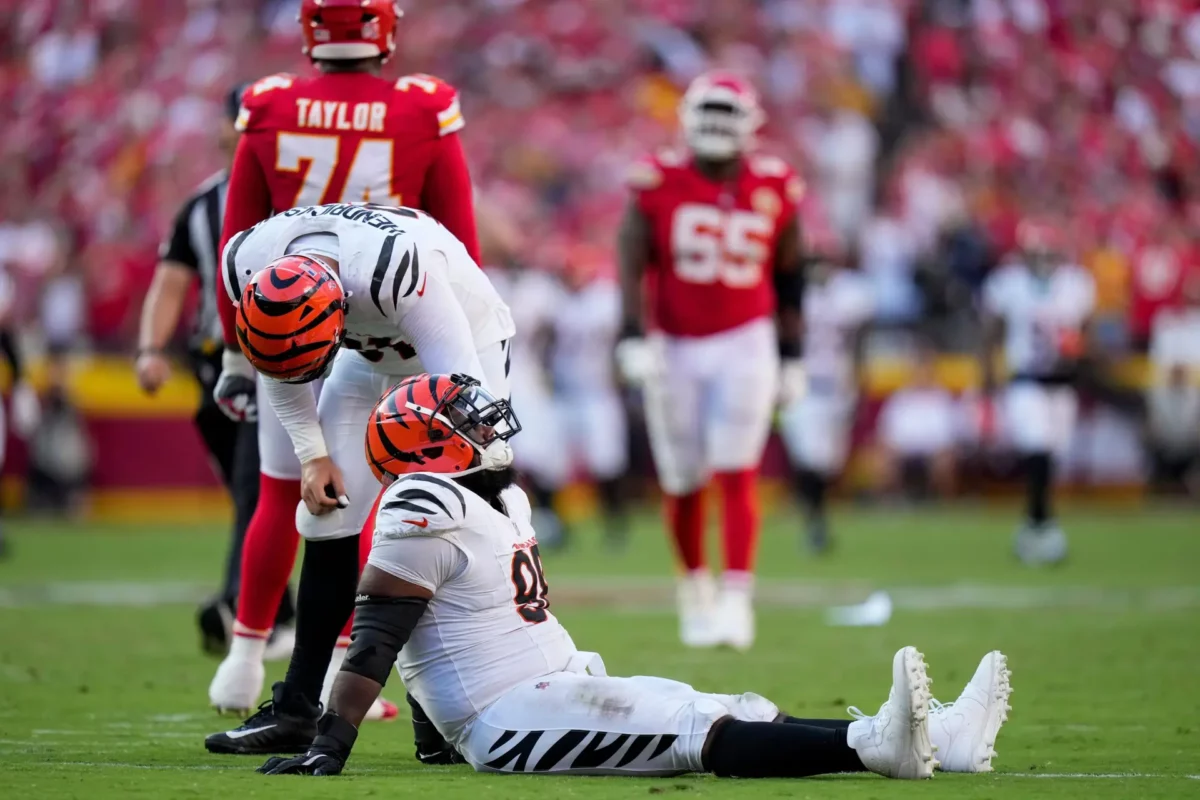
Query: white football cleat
262,626,296,663
847,646,937,779
929,650,1013,773
1014,522,1068,566
677,571,721,648
712,584,755,651
364,696,400,721
208,648,265,715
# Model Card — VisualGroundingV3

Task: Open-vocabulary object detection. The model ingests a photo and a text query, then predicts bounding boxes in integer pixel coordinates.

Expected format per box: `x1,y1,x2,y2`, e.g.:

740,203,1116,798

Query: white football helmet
678,71,765,160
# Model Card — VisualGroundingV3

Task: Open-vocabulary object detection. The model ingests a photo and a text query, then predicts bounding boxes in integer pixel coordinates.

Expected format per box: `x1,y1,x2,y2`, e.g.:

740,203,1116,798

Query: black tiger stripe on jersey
484,729,679,773
532,729,589,772
399,474,466,516
483,730,543,772
224,227,253,301
570,732,632,769
614,733,658,767
649,734,678,760
400,247,422,298
369,233,399,314
384,488,454,519
390,248,412,309
385,498,439,516
488,729,517,754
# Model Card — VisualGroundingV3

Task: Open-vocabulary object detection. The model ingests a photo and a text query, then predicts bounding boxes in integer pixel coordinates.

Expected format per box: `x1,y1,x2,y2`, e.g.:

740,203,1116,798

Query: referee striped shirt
158,170,228,349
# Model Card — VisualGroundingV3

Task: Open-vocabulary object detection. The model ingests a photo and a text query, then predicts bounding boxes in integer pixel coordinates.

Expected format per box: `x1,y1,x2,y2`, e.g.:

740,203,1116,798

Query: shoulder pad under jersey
236,73,298,132
394,73,464,137
626,157,663,191
748,153,792,178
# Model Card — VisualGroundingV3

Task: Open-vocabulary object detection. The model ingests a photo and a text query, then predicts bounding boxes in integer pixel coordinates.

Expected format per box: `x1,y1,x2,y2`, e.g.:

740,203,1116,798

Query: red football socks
666,489,706,572
233,474,301,635
716,469,760,574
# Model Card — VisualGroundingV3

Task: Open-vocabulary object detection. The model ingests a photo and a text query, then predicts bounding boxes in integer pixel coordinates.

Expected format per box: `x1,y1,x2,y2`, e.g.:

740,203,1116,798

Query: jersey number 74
276,133,402,208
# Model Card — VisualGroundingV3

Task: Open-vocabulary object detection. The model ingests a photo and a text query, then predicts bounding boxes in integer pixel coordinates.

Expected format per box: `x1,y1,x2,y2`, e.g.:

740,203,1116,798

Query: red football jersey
218,70,478,346
629,148,803,337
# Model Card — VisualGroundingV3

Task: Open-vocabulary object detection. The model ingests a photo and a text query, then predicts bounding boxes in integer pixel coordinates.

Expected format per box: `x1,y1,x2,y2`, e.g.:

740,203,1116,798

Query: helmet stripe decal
268,270,305,290
369,234,399,314
241,293,343,337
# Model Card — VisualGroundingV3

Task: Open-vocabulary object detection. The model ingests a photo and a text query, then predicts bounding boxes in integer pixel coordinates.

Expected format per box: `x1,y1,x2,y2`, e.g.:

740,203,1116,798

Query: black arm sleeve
0,329,22,381
341,595,430,686
159,196,201,271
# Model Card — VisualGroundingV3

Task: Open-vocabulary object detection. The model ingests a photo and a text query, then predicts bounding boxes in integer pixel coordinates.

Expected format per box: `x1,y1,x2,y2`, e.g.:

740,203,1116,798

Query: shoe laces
929,698,951,715
239,698,278,727
846,690,893,739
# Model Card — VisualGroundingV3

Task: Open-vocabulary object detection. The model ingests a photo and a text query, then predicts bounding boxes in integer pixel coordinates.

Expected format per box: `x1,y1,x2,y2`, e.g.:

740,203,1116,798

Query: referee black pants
191,349,294,626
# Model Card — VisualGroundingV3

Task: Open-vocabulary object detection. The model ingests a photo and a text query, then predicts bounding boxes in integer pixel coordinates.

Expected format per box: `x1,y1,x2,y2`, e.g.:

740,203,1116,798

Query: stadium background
2,0,1198,521
0,2,1198,796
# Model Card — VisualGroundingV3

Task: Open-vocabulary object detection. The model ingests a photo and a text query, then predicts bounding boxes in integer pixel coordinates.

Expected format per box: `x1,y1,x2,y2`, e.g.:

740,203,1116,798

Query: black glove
409,693,466,765
415,743,467,766
214,348,258,422
258,712,357,776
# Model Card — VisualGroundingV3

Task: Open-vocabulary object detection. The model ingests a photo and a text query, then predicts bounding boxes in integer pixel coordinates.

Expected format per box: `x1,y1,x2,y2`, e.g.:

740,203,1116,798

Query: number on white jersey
670,204,772,287
276,133,403,207
510,544,550,624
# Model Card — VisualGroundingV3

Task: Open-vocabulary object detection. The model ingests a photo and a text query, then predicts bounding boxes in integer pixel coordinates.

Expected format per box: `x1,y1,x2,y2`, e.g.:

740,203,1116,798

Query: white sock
722,570,754,595
847,716,872,745
227,633,268,663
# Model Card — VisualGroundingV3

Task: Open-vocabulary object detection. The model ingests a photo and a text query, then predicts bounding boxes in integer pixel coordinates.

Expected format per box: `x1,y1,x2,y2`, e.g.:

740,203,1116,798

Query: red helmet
366,374,520,483
678,71,765,160
299,0,402,62
236,255,346,384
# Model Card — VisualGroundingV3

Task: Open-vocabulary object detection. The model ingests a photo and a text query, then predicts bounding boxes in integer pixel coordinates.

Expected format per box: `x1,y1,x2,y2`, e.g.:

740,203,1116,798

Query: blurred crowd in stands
1,0,1198,499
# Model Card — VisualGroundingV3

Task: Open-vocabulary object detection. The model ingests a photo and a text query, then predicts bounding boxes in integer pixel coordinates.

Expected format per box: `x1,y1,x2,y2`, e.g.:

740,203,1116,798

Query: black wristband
778,340,801,360
313,712,358,754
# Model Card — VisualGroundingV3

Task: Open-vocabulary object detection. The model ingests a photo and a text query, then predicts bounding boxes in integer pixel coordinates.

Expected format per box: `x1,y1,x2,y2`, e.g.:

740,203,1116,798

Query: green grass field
1,504,1198,798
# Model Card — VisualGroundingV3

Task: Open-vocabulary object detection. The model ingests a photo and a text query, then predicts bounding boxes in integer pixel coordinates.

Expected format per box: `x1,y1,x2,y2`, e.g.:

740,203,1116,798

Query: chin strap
454,439,513,477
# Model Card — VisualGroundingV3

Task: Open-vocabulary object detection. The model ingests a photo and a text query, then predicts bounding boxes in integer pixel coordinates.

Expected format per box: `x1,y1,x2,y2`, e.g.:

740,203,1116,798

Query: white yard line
2,579,1198,612
999,772,1200,780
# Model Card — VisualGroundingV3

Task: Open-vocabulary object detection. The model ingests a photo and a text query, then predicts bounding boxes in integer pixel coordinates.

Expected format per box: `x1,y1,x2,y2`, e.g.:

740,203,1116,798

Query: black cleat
197,596,234,656
204,682,319,755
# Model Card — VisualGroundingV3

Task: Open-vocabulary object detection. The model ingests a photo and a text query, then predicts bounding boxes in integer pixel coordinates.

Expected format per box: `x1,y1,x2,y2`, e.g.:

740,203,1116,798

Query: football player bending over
209,0,480,731
203,204,513,758
258,373,1013,779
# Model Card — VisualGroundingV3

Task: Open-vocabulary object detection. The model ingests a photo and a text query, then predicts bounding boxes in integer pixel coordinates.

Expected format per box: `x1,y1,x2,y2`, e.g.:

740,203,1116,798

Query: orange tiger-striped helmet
366,373,520,483
236,255,346,384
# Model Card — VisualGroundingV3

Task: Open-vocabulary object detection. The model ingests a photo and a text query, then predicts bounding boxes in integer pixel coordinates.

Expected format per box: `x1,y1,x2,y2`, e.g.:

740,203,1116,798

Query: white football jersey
551,279,621,394
802,267,874,396
222,204,515,371
982,261,1095,377
367,473,577,744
